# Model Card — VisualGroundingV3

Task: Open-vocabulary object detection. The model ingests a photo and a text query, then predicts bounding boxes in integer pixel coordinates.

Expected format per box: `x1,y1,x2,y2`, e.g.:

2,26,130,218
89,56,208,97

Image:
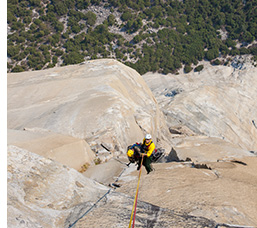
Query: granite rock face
116,156,257,227
7,129,95,170
8,59,171,163
7,145,109,228
74,192,218,228
143,57,257,151
7,58,257,228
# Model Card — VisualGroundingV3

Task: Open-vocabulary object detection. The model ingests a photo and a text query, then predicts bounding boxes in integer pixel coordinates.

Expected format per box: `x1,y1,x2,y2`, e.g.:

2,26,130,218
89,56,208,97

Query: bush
212,59,221,65
79,162,90,173
184,64,192,73
62,51,84,65
85,11,96,26
71,24,81,33
94,157,101,165
12,65,24,72
121,11,132,21
205,48,219,61
194,65,204,72
107,14,116,26
7,46,20,57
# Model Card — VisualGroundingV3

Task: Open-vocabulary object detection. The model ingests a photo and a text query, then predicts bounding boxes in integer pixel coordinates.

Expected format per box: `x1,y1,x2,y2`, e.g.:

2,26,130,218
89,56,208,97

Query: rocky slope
116,156,257,227
143,56,257,152
8,59,171,165
7,59,257,227
7,145,109,228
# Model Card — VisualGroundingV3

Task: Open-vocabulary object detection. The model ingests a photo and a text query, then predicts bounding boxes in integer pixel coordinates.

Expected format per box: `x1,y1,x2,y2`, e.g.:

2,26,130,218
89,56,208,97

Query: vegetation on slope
7,0,257,74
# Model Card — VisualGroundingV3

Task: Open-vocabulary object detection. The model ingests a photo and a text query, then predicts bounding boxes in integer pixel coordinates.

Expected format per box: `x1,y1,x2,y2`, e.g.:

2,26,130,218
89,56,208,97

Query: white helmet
145,134,152,140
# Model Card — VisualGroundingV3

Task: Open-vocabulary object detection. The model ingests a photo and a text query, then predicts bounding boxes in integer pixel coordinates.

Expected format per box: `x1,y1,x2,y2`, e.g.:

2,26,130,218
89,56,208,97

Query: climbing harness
128,156,144,228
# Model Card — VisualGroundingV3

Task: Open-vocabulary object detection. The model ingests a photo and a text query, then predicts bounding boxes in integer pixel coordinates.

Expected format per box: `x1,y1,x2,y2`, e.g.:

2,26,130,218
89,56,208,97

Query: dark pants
138,156,152,174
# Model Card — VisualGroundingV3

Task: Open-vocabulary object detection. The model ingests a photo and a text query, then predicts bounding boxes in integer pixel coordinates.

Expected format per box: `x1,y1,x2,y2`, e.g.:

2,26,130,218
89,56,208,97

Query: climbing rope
128,156,144,228
68,188,112,228
68,159,128,228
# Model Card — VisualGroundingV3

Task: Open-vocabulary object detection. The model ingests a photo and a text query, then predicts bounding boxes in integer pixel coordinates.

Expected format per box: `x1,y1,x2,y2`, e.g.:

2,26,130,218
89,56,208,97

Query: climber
137,134,155,174
127,143,141,164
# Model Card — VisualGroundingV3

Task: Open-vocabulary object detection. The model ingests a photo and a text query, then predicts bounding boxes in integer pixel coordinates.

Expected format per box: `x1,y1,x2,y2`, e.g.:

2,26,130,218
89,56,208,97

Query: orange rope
128,155,144,228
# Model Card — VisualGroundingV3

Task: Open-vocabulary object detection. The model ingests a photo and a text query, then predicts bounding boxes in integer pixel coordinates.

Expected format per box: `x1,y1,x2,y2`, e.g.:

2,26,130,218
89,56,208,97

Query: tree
205,48,219,61
71,24,81,33
28,0,41,7
62,51,84,65
54,21,64,32
85,11,96,26
121,11,132,21
212,59,221,65
12,65,24,72
53,0,68,16
107,14,116,26
194,65,204,72
7,9,17,23
7,46,20,57
184,64,192,73
76,0,90,9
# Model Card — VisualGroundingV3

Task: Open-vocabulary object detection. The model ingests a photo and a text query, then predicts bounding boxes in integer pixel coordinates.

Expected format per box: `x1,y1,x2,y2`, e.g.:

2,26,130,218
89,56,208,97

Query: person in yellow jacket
137,134,155,174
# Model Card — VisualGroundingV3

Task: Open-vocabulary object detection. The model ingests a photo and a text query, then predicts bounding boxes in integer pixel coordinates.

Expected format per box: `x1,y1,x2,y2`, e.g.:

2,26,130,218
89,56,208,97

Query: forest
7,0,257,74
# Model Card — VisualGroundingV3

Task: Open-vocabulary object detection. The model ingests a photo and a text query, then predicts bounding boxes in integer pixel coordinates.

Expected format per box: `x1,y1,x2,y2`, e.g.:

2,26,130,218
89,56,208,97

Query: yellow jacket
142,139,155,157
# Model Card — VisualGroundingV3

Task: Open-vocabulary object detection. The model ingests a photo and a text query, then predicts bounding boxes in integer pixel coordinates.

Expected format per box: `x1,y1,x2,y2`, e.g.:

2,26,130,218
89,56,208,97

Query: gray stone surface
143,57,257,151
7,145,109,228
8,59,171,163
7,58,257,228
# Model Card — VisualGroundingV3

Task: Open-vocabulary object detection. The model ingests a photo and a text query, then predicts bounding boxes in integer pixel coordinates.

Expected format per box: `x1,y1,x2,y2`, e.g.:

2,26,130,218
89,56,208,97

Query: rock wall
7,145,109,228
8,129,95,170
7,58,257,228
8,59,171,163
143,57,257,151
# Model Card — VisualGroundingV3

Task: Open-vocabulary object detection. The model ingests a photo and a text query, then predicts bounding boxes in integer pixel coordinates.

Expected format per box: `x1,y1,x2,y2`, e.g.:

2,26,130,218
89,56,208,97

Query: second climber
137,134,155,174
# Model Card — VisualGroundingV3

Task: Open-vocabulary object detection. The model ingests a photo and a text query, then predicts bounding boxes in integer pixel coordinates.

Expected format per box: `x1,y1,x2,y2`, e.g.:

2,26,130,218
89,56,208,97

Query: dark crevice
169,128,182,135
100,143,110,152
191,163,212,170
231,160,247,166
165,147,182,162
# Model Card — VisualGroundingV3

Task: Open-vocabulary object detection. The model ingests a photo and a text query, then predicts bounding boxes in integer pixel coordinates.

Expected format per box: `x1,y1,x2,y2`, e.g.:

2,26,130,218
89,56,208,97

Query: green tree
7,46,20,57
184,64,192,73
194,65,204,72
62,51,84,65
76,0,90,9
85,11,96,26
205,48,219,61
107,14,116,26
71,23,81,33
212,59,221,65
12,65,24,72
7,9,17,23
53,0,68,16
53,21,64,32
121,11,132,21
